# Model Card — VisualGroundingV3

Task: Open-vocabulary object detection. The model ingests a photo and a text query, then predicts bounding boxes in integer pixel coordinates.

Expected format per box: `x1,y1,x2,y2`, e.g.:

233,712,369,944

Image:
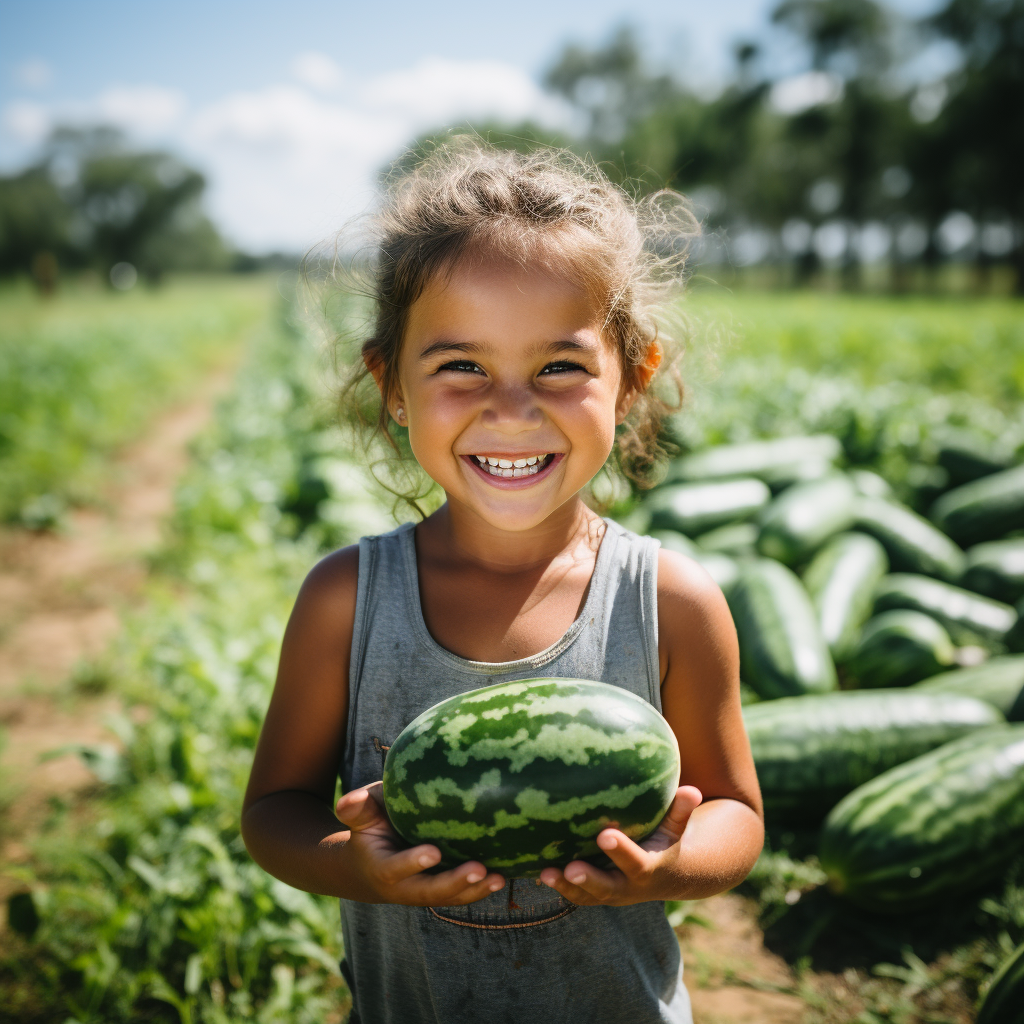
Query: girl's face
393,260,635,533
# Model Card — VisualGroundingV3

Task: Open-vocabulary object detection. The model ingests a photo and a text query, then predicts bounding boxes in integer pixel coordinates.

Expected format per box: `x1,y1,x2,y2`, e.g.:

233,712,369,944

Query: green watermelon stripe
820,724,1024,911
383,678,681,877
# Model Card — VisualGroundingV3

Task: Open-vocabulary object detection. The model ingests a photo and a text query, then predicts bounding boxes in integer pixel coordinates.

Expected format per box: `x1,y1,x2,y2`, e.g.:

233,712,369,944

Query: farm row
0,277,271,526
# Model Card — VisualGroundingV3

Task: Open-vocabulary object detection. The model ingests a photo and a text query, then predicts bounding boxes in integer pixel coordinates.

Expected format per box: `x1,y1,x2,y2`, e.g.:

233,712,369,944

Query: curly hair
317,137,696,506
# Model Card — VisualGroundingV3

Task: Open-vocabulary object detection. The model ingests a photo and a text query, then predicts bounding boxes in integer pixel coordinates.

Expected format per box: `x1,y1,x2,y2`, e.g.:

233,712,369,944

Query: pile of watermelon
632,433,1024,917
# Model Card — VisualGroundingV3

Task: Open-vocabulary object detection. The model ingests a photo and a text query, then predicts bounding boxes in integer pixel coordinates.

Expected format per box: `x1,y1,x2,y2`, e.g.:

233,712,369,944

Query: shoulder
655,547,738,673
287,543,360,639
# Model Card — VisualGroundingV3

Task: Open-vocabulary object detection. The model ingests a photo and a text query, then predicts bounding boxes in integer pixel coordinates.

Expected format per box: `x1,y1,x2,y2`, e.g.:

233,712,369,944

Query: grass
0,275,276,526
685,289,1024,406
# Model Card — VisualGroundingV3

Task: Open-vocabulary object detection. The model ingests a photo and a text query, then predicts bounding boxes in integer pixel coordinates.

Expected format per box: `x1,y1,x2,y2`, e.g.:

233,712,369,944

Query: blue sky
1,0,943,252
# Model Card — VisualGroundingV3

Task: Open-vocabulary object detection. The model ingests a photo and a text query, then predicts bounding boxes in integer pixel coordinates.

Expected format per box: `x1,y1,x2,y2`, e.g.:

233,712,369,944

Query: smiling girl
240,143,763,1024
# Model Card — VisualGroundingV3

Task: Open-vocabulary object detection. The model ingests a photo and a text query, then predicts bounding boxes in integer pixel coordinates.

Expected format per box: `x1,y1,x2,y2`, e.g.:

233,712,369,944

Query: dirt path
0,367,235,870
681,894,807,1023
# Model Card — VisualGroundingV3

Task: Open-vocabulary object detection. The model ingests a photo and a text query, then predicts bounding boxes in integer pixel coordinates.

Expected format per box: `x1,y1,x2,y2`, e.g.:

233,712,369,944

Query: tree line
0,126,240,291
479,0,1024,291
2,0,1020,291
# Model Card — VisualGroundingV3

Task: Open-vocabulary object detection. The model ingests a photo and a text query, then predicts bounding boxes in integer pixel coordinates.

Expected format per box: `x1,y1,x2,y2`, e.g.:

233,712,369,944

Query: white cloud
93,85,187,136
186,58,572,251
362,57,569,128
769,71,843,115
14,59,53,90
291,52,345,93
0,57,572,252
191,85,389,154
2,100,51,143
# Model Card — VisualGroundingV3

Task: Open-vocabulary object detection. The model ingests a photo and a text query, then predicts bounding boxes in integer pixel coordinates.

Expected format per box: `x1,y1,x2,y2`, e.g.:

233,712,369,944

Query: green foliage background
0,277,271,526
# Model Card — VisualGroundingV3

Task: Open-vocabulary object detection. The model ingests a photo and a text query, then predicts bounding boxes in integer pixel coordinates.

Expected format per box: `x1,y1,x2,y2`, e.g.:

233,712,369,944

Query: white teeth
471,455,550,478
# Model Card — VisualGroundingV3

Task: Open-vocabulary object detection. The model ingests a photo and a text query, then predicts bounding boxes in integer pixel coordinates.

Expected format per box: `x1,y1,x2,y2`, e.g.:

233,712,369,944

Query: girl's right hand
335,783,505,906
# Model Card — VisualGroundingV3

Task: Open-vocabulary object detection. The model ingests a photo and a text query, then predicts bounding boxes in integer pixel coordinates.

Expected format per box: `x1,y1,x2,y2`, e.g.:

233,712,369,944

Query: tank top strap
582,518,662,710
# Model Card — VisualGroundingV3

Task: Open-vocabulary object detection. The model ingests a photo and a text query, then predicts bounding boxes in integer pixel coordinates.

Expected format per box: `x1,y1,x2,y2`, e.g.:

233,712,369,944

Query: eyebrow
418,338,592,360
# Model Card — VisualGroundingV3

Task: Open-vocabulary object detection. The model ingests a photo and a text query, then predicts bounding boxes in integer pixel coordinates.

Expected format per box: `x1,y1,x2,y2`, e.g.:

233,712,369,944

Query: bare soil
681,894,807,1024
0,368,234,889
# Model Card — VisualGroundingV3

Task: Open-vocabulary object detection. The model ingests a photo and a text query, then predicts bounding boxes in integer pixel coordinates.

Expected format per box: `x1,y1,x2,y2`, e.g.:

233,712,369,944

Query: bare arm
539,549,764,904
240,546,504,904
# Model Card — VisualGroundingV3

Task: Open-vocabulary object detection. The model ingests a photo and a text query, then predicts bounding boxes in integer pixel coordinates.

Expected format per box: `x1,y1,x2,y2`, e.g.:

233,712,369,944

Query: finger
336,785,390,832
406,863,506,905
539,864,623,904
537,867,593,904
659,786,703,842
562,857,630,901
434,872,507,905
375,843,444,886
595,828,652,878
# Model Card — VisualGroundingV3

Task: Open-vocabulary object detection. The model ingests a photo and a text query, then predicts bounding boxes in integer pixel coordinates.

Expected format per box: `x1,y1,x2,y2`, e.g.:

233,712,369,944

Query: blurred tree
0,166,71,291
917,0,1024,290
772,0,892,74
770,0,908,285
386,4,1019,291
68,134,225,282
543,26,678,144
0,126,230,287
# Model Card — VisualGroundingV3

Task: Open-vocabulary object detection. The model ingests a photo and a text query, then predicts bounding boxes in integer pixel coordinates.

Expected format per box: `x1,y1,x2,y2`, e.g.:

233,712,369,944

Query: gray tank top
340,519,692,1024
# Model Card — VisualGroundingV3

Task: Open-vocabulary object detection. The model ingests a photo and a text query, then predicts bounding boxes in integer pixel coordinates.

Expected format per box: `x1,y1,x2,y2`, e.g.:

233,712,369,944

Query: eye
437,359,484,375
539,360,589,376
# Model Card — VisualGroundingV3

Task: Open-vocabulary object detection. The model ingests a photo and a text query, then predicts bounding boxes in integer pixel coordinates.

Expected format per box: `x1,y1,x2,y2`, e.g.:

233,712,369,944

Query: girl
241,143,763,1024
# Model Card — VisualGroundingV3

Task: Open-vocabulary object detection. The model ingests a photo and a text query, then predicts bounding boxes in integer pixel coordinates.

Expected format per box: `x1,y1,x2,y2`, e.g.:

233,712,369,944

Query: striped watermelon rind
819,723,1024,913
744,689,1004,821
382,678,680,878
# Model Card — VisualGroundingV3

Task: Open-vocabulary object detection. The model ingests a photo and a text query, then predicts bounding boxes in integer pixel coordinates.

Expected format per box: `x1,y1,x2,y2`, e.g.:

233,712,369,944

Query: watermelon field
2,276,1024,1023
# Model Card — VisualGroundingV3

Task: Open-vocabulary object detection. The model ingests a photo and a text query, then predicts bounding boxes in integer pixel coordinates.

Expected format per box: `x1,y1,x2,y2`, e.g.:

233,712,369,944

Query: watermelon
819,724,1024,912
846,610,956,688
669,435,842,487
744,689,1003,821
382,678,681,877
729,559,838,699
930,464,1024,547
756,474,857,565
803,531,889,663
915,655,1024,720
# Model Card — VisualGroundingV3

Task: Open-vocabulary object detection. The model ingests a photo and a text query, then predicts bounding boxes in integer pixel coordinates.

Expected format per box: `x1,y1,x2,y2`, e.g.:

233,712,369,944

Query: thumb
659,786,702,842
336,782,388,832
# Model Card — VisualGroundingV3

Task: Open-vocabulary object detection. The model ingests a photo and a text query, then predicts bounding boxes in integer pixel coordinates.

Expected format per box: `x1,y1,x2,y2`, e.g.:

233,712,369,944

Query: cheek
405,385,477,464
550,383,619,452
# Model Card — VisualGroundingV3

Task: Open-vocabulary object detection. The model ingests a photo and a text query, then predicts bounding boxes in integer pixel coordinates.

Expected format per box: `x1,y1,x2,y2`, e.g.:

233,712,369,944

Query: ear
615,342,662,424
363,345,386,391
363,346,405,424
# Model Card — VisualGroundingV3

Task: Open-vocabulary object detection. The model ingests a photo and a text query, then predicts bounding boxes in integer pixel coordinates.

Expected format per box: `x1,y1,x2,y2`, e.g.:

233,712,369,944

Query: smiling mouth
467,453,558,479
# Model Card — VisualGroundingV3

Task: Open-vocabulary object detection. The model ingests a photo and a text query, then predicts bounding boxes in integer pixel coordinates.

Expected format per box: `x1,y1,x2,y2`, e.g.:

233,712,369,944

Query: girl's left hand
538,786,703,905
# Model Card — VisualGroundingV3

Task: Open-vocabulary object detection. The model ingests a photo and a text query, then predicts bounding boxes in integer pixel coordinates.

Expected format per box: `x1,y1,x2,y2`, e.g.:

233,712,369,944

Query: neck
420,497,603,573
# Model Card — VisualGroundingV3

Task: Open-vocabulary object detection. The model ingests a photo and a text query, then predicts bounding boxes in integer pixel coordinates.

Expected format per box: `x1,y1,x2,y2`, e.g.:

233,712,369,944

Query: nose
479,381,544,435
